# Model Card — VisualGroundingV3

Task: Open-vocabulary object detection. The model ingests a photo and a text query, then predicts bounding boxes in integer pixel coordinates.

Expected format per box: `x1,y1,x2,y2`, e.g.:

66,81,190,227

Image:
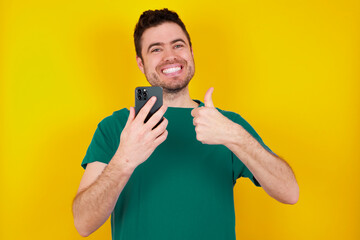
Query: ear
191,47,194,57
136,56,145,74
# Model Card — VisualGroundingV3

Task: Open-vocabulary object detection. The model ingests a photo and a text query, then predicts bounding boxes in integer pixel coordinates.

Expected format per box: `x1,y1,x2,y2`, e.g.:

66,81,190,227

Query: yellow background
1,0,359,239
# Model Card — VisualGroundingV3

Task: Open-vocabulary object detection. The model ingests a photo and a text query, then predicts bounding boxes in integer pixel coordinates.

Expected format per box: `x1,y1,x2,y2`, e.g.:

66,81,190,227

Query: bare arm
192,88,299,204
225,126,299,204
72,157,134,237
72,97,168,237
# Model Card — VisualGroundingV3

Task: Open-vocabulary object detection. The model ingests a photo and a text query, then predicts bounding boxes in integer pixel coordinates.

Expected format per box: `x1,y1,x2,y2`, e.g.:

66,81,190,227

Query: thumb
125,107,135,127
204,87,215,108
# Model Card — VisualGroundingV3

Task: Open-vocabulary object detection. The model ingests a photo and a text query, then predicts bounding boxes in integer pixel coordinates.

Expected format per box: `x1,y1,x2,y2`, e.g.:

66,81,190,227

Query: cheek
181,52,194,64
146,57,161,71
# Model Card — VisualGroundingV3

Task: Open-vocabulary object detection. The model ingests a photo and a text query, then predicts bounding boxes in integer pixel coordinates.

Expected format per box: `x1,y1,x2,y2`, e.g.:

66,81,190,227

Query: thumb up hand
191,87,236,145
204,87,215,108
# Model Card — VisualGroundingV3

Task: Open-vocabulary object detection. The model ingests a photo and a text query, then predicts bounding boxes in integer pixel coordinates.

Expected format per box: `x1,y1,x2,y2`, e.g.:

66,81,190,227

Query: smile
162,66,182,74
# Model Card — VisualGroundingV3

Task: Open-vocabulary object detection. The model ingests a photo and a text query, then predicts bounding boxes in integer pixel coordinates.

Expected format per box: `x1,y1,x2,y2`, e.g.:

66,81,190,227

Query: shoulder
217,108,262,141
99,108,129,124
111,108,130,123
97,108,129,133
217,108,246,126
81,108,129,169
217,107,274,154
217,108,240,121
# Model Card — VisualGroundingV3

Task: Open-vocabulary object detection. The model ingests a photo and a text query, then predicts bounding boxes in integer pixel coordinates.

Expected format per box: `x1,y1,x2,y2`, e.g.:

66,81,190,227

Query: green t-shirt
82,100,272,240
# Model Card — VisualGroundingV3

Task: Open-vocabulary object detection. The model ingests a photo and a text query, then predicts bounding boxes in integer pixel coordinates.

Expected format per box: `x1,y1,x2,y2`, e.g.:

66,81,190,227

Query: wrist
224,122,247,150
110,151,136,176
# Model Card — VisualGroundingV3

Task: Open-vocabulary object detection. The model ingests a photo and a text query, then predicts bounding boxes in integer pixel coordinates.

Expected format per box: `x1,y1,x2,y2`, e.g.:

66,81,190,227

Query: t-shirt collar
193,99,205,107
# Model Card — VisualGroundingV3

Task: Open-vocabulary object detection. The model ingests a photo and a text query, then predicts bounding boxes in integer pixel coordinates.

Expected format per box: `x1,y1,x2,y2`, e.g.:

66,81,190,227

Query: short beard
147,65,195,95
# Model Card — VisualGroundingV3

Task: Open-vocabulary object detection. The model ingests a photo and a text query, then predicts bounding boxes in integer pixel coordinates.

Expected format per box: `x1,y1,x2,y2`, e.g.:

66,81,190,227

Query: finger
125,107,135,127
153,130,168,147
135,96,157,123
204,87,215,108
151,117,168,138
193,117,197,126
191,107,199,117
145,105,168,130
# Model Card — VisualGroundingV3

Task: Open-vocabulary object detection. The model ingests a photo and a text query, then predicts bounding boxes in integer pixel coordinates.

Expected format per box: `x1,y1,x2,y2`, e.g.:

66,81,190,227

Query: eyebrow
147,38,187,53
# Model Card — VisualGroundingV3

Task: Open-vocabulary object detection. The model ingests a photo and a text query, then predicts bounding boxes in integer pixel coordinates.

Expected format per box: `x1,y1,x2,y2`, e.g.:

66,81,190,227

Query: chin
163,83,189,94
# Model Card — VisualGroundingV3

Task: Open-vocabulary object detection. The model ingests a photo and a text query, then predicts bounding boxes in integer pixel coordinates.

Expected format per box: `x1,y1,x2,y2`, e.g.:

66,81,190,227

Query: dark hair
134,8,192,59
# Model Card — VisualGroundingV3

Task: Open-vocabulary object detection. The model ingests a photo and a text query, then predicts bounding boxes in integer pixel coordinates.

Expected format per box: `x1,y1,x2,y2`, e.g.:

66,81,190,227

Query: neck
163,86,199,108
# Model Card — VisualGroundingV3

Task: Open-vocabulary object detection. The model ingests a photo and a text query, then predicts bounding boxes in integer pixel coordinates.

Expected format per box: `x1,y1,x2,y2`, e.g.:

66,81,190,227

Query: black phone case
135,86,163,123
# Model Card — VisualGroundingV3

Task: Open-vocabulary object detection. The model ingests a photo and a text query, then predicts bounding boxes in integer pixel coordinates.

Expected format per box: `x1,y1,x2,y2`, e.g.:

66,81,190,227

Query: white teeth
162,66,181,74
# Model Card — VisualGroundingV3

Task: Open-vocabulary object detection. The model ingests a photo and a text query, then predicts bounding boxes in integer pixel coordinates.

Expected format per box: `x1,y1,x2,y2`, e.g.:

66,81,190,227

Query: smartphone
135,86,163,124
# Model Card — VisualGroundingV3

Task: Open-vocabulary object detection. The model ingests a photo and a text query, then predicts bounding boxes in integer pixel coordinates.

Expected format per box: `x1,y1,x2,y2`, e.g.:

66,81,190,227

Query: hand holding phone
112,87,167,169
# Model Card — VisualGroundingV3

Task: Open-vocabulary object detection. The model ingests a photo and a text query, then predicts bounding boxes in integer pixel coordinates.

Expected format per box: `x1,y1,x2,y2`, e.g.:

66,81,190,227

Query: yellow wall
1,0,359,239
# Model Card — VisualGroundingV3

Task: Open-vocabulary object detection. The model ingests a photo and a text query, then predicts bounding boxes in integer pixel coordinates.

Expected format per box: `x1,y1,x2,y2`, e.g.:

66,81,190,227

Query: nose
162,47,177,62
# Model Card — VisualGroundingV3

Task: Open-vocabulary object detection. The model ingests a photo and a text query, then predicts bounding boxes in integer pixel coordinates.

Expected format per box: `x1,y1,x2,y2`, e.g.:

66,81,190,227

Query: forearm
226,125,299,204
72,153,135,237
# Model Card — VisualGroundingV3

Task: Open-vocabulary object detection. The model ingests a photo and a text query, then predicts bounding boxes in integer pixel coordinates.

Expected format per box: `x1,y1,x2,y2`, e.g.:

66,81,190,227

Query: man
72,8,299,239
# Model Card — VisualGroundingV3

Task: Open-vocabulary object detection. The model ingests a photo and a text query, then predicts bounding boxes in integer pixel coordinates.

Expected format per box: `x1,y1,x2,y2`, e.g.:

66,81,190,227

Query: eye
174,44,184,49
151,48,161,53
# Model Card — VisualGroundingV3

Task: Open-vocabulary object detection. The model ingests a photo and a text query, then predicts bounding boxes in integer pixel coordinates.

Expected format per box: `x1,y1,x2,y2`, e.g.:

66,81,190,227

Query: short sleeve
81,109,128,169
232,153,261,186
222,111,275,187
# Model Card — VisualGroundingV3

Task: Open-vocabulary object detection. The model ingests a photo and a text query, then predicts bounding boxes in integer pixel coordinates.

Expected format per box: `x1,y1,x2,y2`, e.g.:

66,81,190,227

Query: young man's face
136,22,195,94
